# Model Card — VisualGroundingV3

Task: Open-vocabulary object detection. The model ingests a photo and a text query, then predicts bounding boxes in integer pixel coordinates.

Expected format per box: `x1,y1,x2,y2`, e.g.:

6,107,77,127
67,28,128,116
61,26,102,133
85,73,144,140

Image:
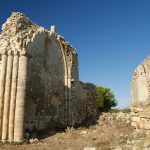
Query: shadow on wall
24,81,99,140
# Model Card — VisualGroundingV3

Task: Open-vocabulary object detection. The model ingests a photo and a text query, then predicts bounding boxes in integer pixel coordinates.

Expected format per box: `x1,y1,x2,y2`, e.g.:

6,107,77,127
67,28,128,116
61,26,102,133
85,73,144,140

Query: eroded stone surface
0,12,97,142
131,57,150,131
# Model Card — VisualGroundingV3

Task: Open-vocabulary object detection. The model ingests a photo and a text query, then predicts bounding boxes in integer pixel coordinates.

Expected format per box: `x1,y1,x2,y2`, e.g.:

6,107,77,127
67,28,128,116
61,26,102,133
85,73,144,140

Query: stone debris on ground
0,112,150,149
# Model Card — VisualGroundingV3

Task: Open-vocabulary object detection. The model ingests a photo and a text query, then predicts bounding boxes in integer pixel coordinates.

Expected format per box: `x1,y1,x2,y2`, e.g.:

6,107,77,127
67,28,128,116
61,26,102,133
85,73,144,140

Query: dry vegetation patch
0,112,149,150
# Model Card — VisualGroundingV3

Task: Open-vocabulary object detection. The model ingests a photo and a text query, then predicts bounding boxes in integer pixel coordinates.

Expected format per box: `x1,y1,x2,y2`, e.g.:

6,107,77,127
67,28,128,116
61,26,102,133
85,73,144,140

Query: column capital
7,50,12,56
20,49,29,57
19,49,31,58
1,49,7,55
13,50,19,56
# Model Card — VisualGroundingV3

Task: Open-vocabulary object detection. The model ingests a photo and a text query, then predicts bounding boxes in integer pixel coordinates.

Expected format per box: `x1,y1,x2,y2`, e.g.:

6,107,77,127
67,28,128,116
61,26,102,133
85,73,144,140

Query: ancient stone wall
131,57,150,131
25,31,66,131
69,82,97,125
0,12,97,142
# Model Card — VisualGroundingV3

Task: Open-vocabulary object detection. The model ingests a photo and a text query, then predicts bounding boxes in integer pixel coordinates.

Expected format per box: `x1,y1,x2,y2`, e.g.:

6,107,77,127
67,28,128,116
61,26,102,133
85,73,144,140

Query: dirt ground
0,112,146,150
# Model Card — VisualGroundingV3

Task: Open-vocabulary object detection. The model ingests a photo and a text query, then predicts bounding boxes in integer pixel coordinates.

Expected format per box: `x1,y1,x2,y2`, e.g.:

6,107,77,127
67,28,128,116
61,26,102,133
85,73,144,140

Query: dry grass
0,112,141,150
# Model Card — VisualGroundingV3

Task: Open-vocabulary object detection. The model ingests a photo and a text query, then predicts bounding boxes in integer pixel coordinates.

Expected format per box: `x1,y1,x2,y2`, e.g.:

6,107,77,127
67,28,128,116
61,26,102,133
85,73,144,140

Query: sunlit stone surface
0,12,97,142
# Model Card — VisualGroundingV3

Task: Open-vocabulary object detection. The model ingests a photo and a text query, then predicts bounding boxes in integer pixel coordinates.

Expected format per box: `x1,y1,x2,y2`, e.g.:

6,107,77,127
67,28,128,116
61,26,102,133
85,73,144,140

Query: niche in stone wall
26,96,37,117
50,91,60,118
25,96,37,132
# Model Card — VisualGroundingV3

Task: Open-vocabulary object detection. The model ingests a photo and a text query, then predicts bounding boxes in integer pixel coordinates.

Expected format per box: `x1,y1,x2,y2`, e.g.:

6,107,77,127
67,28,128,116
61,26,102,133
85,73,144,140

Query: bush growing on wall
96,86,117,111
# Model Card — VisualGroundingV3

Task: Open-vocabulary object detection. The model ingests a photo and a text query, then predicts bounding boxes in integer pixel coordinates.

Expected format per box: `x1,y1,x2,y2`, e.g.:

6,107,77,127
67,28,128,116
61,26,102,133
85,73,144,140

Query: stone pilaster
57,38,68,125
14,50,28,142
8,51,19,141
0,50,7,139
2,50,13,140
68,67,72,124
64,75,68,124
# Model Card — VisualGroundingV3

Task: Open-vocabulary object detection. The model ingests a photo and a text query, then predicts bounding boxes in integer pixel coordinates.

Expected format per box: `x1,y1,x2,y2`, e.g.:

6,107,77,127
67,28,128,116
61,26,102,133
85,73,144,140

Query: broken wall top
132,56,150,81
131,56,150,106
0,12,77,56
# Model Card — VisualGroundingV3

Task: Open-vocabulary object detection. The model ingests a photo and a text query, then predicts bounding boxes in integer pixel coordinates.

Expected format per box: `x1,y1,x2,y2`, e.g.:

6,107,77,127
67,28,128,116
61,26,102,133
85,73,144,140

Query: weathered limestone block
144,123,150,130
131,64,149,106
131,116,140,122
131,106,143,112
131,57,150,131
131,121,137,128
139,112,150,118
131,111,138,116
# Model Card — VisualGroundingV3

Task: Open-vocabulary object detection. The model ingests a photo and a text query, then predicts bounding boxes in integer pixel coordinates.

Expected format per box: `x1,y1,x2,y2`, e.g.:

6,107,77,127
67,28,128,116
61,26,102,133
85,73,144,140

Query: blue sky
1,0,150,108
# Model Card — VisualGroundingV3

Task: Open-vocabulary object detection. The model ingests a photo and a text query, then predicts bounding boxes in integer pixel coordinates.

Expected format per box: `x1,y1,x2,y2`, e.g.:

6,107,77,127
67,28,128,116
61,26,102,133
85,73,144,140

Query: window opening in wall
71,79,75,88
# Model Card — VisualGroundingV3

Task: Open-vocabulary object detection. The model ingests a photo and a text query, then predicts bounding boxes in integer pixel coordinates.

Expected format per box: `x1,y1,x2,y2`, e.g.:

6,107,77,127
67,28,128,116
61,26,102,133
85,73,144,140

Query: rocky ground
1,112,150,150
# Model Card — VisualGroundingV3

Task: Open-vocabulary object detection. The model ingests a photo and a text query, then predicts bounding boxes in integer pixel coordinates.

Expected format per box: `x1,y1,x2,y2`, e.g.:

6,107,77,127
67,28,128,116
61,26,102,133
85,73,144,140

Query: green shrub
96,86,117,112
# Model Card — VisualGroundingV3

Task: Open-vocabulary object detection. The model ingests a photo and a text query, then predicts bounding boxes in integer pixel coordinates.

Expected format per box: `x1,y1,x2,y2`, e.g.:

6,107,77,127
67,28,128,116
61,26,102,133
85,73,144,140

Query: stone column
64,75,68,124
2,50,13,140
68,67,72,124
0,50,7,139
8,51,19,141
14,50,28,142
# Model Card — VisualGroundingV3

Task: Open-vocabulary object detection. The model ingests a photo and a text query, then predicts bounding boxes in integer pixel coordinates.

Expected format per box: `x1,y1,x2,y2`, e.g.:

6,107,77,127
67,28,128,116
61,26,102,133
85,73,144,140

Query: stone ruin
131,57,150,131
0,12,97,142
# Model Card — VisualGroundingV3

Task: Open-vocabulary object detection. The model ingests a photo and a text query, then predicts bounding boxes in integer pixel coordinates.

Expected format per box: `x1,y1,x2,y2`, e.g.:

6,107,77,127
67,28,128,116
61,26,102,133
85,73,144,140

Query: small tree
96,86,117,111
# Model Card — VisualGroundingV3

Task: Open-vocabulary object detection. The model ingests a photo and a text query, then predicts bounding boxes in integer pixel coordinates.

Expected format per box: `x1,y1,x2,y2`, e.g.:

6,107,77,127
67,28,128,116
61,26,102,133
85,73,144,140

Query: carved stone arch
57,39,68,88
57,39,69,124
26,32,68,85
